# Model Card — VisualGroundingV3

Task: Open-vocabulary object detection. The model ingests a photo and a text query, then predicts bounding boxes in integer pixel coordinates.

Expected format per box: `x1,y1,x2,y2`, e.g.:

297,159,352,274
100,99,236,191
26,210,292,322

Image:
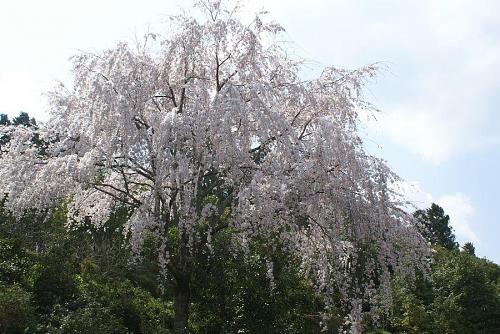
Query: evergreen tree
414,203,458,250
12,112,35,127
462,242,475,256
0,114,10,126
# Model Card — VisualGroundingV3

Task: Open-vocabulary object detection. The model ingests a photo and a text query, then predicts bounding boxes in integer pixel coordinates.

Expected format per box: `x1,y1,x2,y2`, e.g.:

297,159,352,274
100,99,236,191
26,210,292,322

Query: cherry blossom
0,1,428,332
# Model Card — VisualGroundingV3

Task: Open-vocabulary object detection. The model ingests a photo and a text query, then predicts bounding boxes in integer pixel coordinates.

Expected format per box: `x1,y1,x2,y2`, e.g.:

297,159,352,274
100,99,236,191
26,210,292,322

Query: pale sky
1,0,498,262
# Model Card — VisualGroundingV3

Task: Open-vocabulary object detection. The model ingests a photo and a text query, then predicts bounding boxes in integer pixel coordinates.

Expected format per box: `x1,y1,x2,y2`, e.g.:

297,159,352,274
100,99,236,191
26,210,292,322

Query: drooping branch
90,182,142,206
91,184,138,207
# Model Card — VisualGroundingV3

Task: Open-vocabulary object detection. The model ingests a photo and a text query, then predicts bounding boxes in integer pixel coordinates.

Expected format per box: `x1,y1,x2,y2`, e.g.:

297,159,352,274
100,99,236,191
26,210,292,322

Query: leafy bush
0,283,35,333
43,302,129,334
79,279,173,333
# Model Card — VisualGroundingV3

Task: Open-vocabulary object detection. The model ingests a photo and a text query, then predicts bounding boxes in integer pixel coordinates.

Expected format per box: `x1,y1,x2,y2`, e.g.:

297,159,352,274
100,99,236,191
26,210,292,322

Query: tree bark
173,279,190,334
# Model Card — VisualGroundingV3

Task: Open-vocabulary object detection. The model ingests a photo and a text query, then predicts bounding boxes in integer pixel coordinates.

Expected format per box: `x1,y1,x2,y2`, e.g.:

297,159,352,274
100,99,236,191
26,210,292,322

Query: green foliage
32,240,79,312
0,200,499,333
43,302,129,334
0,203,174,333
431,249,500,333
389,278,431,334
0,237,33,285
365,203,500,334
78,278,173,333
189,234,329,333
0,283,35,333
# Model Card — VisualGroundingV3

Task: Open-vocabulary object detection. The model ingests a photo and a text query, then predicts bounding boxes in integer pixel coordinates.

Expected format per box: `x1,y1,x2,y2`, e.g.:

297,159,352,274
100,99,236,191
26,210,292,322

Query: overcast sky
1,0,498,262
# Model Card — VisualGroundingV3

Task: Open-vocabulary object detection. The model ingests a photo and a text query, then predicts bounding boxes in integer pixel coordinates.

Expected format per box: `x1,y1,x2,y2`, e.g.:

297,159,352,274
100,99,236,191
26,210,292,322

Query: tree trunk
173,280,190,334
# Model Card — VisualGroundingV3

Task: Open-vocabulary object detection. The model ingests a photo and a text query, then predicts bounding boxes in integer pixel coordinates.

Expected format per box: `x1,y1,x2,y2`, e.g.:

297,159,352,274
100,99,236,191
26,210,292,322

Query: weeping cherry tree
0,1,428,332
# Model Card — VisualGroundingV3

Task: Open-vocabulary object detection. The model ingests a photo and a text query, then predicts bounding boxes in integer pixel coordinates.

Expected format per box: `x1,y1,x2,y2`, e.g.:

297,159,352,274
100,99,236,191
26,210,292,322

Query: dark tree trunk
173,279,190,334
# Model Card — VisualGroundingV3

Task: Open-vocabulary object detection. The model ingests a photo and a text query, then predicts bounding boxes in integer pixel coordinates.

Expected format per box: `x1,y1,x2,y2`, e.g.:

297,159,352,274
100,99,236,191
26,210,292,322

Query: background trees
1,198,498,333
431,249,500,333
368,203,500,334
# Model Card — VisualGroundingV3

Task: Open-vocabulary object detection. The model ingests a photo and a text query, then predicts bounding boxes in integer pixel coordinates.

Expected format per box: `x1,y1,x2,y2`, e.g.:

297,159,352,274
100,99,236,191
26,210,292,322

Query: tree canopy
0,1,430,332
